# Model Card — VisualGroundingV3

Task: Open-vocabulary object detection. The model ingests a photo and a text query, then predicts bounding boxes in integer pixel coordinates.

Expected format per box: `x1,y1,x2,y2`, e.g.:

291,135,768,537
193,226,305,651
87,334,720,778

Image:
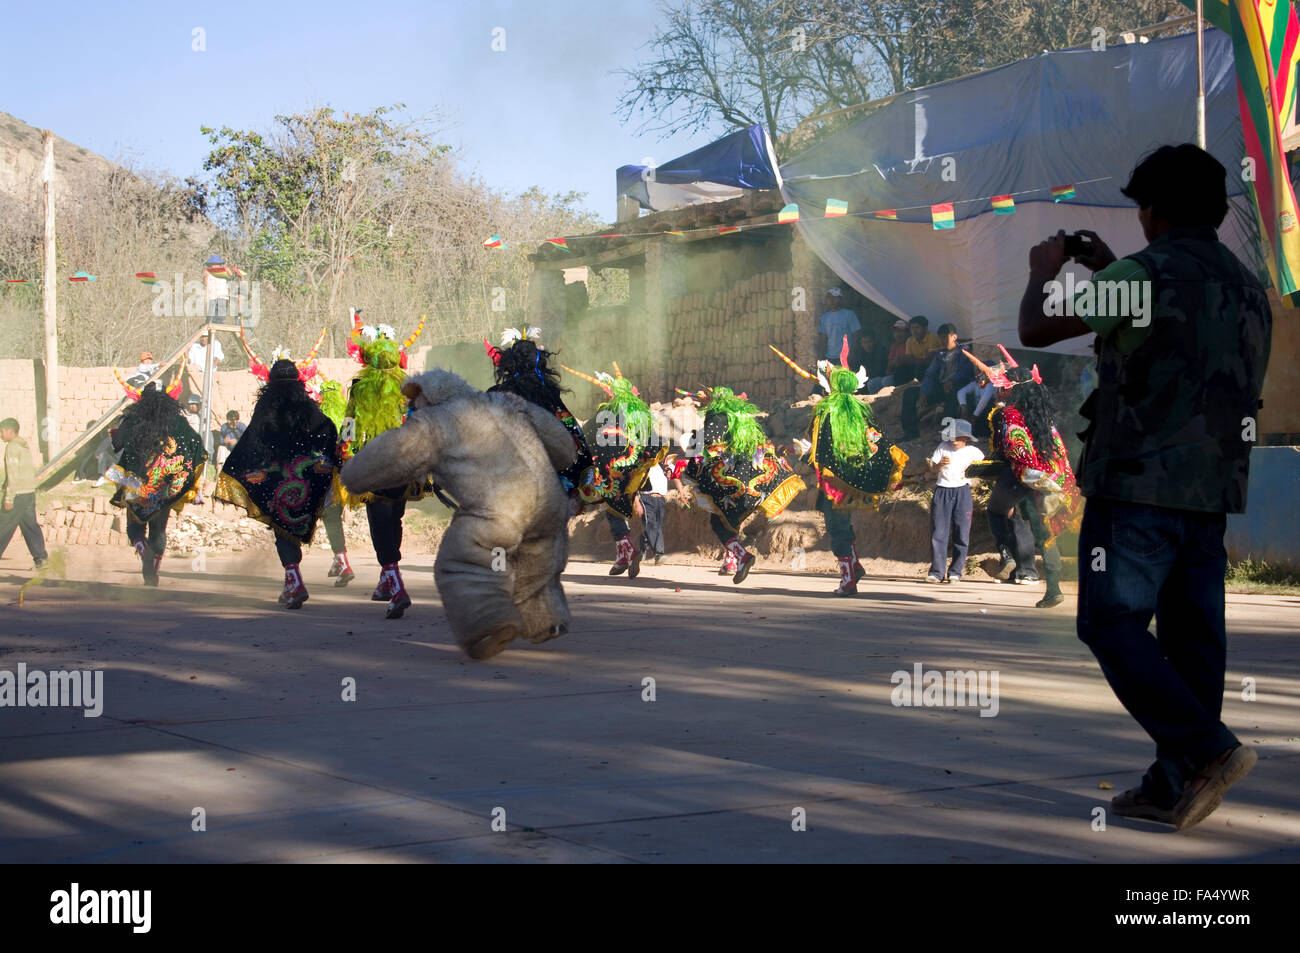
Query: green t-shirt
1073,258,1153,354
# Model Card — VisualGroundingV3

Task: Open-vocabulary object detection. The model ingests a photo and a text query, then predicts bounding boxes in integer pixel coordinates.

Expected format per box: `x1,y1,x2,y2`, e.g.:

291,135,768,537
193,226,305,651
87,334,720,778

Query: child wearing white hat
925,418,984,583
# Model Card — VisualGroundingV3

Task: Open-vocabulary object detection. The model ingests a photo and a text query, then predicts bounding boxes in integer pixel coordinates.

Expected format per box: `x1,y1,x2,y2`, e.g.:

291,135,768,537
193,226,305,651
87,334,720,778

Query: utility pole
41,130,59,463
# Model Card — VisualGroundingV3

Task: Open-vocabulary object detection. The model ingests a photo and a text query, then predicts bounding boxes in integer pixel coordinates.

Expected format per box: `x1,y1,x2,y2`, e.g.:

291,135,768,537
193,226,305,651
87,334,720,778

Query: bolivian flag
778,203,799,223
1185,0,1300,294
874,209,898,220
544,238,568,250
1051,184,1076,203
481,234,505,249
991,195,1016,215
930,203,955,230
824,199,848,217
718,225,741,234
135,272,158,285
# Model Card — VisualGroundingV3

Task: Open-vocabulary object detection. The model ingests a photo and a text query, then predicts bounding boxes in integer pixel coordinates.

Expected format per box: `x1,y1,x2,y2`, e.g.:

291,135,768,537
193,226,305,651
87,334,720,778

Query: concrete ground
0,547,1296,863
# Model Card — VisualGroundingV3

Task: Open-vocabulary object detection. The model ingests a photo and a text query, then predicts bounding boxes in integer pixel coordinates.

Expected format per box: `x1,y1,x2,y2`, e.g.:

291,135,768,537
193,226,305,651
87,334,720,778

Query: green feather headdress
814,367,876,460
346,339,406,453
600,377,654,447
702,386,764,458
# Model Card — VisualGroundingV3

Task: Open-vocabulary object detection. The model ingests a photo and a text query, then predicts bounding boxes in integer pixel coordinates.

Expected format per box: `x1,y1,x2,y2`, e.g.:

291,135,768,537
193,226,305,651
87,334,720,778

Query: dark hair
0,418,18,432
493,339,564,406
1121,143,1228,228
1006,377,1057,462
226,410,239,420
255,360,316,433
122,386,181,455
909,315,929,327
937,323,957,337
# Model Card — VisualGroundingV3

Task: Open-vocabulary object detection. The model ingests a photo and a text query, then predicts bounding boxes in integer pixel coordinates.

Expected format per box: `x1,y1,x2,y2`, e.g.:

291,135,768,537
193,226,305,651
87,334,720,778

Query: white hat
893,318,909,329
948,418,974,440
826,287,843,297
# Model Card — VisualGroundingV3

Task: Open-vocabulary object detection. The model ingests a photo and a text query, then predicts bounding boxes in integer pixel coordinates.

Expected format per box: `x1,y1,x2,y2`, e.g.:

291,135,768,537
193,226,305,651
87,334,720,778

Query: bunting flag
227,265,245,278
68,271,96,282
991,195,1016,215
598,233,623,238
874,209,898,220
135,272,158,285
778,203,799,223
5,279,29,284
1187,0,1300,294
481,234,505,249
718,225,741,234
544,238,569,250
1051,184,1076,202
930,203,955,230
666,230,684,236
824,199,848,217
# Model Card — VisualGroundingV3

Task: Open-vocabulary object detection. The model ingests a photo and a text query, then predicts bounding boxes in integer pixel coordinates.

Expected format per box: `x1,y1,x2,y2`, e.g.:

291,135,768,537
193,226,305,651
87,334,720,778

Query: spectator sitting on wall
884,319,910,379
900,323,973,441
217,410,246,465
816,288,861,364
126,351,160,388
76,419,120,482
893,316,941,386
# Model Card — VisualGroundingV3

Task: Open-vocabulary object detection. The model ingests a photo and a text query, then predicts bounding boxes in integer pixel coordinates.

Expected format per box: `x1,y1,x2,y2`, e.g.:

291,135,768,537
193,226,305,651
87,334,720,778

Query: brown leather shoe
1111,786,1174,824
1172,745,1258,831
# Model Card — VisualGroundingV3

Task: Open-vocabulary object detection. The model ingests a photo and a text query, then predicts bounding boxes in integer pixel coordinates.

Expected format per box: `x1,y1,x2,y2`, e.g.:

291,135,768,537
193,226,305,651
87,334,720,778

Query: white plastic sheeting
780,28,1255,355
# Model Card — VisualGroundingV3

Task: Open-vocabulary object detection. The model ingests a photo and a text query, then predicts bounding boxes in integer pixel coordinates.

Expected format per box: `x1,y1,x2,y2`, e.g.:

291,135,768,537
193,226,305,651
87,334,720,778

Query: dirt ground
0,543,1295,864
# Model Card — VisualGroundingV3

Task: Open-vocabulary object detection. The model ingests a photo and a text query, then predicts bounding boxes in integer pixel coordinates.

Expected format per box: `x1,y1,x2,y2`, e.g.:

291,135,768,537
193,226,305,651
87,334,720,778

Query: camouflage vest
1077,227,1271,513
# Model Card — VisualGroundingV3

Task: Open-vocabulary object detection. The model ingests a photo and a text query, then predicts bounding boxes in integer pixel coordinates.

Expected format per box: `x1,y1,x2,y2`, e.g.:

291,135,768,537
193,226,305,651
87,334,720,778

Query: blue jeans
930,484,972,578
1077,498,1238,806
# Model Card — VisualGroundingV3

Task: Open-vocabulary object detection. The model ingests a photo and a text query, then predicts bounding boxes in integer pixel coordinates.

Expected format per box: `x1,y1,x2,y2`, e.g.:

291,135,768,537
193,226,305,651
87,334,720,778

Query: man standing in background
816,287,861,364
0,418,48,570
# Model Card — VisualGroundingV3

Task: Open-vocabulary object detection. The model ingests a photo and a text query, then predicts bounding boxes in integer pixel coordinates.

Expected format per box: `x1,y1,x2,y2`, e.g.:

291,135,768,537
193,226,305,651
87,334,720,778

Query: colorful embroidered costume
963,346,1082,608
485,327,592,500
676,386,804,584
215,360,341,608
339,311,429,618
563,363,665,577
106,384,206,585
236,326,356,585
771,340,907,594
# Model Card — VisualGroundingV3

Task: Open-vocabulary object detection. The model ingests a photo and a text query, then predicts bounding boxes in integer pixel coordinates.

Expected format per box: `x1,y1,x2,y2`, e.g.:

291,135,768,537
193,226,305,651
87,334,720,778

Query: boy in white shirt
925,418,984,583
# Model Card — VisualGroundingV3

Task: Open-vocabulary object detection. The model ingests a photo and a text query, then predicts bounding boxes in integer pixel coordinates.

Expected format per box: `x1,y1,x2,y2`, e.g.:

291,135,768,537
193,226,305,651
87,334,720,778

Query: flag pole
1196,0,1207,148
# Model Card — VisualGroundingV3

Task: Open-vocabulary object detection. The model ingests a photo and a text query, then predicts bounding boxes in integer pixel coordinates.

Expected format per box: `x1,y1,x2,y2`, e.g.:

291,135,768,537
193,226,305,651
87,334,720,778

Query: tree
618,0,1189,155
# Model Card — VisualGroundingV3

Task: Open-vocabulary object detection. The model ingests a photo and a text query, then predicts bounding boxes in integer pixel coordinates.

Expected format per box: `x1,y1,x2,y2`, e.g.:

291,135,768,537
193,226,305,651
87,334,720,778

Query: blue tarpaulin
618,123,782,211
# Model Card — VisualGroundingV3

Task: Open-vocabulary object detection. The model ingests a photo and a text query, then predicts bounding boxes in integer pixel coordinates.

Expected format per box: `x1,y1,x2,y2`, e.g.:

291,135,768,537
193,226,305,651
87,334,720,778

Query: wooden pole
41,130,59,463
1195,0,1207,149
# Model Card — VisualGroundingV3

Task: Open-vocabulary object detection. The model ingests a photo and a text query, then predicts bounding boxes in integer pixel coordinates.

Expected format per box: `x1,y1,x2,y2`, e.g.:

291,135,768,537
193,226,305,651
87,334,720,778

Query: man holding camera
1017,144,1271,830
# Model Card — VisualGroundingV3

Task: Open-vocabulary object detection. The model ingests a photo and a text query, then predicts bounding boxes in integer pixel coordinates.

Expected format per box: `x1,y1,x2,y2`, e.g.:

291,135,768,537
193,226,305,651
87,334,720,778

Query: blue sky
1,0,715,222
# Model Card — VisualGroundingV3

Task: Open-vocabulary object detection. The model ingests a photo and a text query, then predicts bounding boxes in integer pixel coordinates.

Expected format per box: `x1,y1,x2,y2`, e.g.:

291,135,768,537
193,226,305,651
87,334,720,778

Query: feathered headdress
769,333,867,394
346,309,425,370
239,321,327,395
483,326,543,366
962,344,1040,390
562,362,653,443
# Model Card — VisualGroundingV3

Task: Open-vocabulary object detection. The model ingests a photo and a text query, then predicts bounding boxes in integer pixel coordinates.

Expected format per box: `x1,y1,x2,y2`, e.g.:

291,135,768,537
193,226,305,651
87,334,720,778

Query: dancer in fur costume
485,327,592,505
215,360,340,609
339,312,429,618
962,346,1083,609
105,382,207,585
563,363,666,578
677,386,806,585
771,339,908,595
238,324,356,585
342,369,576,659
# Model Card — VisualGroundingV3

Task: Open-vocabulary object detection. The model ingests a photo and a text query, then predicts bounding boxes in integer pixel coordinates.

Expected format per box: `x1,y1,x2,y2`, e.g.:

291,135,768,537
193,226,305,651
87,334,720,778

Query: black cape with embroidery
684,410,803,533
216,402,340,543
109,413,206,520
